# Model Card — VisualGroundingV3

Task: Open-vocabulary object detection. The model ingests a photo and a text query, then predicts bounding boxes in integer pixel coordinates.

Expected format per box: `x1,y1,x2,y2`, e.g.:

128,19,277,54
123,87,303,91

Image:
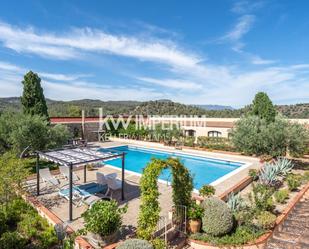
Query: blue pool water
101,146,243,189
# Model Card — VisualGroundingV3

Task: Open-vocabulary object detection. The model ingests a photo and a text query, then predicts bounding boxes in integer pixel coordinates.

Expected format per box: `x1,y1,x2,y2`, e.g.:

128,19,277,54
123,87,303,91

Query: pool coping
100,144,253,193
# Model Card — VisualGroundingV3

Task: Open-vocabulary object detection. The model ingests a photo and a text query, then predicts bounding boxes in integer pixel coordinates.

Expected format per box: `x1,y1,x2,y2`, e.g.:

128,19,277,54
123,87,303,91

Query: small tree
0,152,29,204
9,114,49,154
47,124,71,149
251,92,276,123
232,115,309,157
21,71,49,119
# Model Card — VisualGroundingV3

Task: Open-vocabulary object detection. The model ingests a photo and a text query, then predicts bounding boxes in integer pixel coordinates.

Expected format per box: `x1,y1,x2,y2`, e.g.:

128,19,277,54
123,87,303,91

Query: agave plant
227,192,244,212
259,158,294,186
259,162,278,186
274,157,294,176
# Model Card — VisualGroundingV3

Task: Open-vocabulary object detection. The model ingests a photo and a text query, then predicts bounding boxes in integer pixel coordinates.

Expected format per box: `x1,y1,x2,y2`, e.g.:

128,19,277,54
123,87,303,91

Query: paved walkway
265,190,309,249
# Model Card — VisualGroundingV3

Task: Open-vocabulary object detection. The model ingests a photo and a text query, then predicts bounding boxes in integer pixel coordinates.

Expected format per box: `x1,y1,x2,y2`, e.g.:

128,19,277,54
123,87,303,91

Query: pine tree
251,92,276,123
21,71,49,119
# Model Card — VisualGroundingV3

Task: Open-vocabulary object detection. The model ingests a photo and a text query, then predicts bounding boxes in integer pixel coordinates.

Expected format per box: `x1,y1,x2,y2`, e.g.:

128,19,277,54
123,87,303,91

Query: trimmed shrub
255,211,276,230
116,239,153,249
286,174,301,191
274,189,289,204
201,197,234,236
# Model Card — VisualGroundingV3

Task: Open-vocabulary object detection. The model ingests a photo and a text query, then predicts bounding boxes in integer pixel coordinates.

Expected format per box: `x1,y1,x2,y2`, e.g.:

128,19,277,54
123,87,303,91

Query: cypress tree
251,92,276,123
21,71,49,119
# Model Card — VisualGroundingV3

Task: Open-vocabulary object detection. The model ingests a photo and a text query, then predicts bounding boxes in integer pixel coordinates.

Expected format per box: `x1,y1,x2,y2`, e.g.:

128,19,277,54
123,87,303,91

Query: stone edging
188,181,309,249
22,193,94,249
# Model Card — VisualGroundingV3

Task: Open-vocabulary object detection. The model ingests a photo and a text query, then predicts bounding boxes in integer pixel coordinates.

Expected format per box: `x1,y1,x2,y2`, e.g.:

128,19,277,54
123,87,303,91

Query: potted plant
199,184,215,198
82,200,127,247
187,202,204,233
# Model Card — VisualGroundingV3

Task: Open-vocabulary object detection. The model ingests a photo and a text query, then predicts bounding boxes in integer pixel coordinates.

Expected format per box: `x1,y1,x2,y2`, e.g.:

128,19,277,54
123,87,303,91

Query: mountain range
0,97,308,119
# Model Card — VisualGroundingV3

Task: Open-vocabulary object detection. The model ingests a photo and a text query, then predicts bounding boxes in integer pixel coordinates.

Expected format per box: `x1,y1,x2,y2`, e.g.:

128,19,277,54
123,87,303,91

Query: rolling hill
0,97,308,118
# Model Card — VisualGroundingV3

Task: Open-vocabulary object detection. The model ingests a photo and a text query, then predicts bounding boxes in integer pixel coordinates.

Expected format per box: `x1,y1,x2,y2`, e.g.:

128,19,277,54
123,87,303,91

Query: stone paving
265,190,309,249
26,165,174,234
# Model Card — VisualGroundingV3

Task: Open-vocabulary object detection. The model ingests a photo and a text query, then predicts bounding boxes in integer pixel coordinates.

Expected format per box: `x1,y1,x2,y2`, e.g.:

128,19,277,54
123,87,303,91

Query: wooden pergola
36,146,125,221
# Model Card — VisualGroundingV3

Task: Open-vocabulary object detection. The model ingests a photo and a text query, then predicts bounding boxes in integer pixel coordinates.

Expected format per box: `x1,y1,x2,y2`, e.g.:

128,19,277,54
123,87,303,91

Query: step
288,211,309,220
278,224,307,234
281,219,309,228
169,235,187,249
272,230,302,241
266,238,298,249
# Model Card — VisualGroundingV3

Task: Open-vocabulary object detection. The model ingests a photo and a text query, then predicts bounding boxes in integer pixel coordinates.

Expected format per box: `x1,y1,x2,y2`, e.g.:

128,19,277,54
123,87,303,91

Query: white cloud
0,59,308,106
224,15,255,42
40,72,90,82
0,22,200,67
231,1,264,14
250,56,276,65
0,19,308,107
137,77,202,90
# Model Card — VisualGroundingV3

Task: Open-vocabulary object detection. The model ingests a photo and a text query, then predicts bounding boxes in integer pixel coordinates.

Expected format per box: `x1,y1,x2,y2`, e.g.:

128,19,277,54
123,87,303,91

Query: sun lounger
59,165,80,182
58,182,108,206
39,168,60,188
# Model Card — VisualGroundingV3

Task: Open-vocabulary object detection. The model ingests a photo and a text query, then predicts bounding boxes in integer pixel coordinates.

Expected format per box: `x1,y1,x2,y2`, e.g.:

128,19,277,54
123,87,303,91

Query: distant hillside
0,97,308,118
131,100,206,115
194,105,234,110
277,103,309,119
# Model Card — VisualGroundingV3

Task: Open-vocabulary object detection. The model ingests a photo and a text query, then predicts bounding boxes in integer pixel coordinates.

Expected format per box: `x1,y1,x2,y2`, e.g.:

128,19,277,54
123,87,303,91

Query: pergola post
121,152,125,201
36,153,40,196
84,165,87,183
69,162,73,222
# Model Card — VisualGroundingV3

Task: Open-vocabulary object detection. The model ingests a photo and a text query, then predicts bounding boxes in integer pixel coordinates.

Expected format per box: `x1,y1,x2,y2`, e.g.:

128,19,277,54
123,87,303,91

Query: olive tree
231,115,308,157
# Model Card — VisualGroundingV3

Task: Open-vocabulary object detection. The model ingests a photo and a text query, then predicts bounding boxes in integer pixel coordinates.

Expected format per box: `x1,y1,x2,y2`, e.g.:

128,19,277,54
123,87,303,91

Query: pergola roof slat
37,146,122,166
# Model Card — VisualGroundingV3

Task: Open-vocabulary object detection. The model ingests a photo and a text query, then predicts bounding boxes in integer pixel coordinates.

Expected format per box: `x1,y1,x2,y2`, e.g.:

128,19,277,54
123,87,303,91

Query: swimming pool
100,146,244,189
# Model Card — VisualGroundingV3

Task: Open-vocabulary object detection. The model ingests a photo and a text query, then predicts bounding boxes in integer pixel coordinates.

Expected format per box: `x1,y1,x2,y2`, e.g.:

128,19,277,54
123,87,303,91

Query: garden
189,158,309,247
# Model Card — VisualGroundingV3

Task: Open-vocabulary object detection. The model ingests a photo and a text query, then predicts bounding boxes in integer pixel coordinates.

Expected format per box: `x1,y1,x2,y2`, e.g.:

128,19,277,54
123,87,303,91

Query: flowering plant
188,202,204,220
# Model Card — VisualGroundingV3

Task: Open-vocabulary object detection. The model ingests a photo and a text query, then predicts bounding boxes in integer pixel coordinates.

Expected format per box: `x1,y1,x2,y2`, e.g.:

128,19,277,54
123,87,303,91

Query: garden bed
188,159,309,249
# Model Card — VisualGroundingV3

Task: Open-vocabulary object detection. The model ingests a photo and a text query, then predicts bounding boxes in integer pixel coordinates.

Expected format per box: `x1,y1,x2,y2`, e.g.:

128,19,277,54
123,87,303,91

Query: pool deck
25,164,174,239
25,140,261,244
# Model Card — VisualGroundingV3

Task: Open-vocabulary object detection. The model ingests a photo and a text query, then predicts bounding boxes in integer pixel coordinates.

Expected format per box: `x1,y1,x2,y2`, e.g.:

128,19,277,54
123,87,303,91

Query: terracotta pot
189,219,201,233
89,230,119,247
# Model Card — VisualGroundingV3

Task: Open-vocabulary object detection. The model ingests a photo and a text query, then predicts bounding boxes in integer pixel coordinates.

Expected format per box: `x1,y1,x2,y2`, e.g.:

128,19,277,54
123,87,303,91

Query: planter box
188,181,309,249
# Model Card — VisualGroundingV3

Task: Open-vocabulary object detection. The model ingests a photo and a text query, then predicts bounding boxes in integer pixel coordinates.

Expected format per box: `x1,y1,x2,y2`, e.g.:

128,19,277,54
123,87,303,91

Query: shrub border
189,181,309,249
21,193,94,249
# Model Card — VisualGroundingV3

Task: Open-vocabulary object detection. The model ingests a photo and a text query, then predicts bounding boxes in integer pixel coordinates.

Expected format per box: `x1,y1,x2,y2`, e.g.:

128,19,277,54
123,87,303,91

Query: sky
0,0,308,107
